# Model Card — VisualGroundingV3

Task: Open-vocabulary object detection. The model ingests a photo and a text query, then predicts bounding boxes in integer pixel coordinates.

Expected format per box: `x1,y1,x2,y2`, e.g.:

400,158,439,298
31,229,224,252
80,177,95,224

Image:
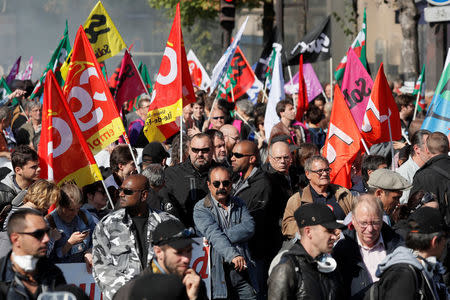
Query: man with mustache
0,208,66,299
194,166,256,300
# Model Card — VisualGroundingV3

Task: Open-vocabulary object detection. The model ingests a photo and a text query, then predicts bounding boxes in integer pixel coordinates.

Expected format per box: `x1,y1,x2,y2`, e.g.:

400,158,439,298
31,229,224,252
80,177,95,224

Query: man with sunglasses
161,133,215,227
210,108,226,130
282,155,354,239
231,140,272,299
0,208,66,299
92,174,175,300
194,166,256,300
332,194,403,300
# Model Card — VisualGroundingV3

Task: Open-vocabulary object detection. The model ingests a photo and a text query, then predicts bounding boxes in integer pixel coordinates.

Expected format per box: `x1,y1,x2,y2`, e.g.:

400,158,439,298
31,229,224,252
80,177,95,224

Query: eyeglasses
191,147,210,154
118,188,145,196
17,227,50,241
354,218,382,229
232,152,253,159
212,180,231,188
212,116,225,120
270,155,291,162
309,168,331,175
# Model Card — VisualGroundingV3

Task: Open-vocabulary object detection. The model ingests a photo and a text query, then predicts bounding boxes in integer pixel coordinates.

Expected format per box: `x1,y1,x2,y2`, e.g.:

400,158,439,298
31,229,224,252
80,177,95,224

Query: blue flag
422,49,450,136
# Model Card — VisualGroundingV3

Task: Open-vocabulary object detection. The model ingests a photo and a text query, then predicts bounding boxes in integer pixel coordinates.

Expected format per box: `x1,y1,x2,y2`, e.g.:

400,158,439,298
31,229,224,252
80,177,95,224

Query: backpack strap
78,210,89,226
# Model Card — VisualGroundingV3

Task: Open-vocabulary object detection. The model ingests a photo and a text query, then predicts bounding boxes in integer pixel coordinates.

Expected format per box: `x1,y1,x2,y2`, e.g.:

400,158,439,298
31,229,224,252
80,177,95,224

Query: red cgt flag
323,85,362,189
361,63,402,146
296,54,308,122
63,26,126,155
39,70,102,187
114,49,148,111
143,3,196,143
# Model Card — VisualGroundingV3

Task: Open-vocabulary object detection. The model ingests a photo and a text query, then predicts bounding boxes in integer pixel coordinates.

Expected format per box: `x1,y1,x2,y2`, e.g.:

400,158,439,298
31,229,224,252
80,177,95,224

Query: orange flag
323,85,362,189
296,54,308,121
63,26,126,155
143,3,196,142
361,63,402,146
39,70,102,187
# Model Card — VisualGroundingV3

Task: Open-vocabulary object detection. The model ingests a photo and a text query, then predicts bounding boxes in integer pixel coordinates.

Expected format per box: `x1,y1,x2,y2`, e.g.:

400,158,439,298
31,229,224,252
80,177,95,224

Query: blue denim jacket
193,194,255,299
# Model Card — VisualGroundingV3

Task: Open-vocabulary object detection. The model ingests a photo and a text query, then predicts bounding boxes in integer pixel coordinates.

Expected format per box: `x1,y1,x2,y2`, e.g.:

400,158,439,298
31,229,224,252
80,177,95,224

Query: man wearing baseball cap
367,168,411,222
114,219,207,300
268,203,345,300
373,207,449,299
141,141,170,171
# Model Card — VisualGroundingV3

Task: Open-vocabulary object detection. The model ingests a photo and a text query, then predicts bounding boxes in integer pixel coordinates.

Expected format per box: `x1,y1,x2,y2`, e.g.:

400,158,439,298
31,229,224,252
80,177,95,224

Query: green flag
30,20,71,99
138,62,153,94
413,64,426,112
265,48,277,86
334,8,367,81
0,78,11,100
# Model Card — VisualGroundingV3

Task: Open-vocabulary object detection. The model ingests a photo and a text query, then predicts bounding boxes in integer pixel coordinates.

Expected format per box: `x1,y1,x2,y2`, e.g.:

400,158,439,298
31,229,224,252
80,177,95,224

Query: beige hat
367,169,412,191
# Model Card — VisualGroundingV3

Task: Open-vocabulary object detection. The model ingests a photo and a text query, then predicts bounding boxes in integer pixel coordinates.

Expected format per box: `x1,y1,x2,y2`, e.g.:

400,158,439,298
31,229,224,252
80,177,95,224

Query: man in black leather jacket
268,203,345,300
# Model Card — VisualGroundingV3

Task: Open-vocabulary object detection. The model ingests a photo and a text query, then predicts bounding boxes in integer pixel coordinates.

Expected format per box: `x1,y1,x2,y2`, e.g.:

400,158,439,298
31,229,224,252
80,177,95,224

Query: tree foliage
147,0,261,29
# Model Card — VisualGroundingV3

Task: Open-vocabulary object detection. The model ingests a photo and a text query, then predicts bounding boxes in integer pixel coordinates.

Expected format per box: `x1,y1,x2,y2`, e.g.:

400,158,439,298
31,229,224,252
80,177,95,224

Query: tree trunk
222,28,232,51
274,0,284,41
398,0,419,81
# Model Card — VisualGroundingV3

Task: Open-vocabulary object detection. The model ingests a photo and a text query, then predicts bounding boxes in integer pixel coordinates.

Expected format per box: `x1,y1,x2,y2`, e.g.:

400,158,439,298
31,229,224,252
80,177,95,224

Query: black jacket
233,167,272,259
332,223,404,300
411,154,450,224
159,159,212,227
0,251,66,299
0,183,18,229
268,242,344,300
261,162,294,258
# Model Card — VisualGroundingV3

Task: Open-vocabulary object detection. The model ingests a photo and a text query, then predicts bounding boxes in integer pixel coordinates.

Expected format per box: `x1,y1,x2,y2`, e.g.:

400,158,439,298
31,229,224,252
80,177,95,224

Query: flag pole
180,117,183,163
286,63,297,110
387,116,396,170
361,138,371,155
121,133,139,169
329,58,333,102
100,179,115,209
412,88,421,120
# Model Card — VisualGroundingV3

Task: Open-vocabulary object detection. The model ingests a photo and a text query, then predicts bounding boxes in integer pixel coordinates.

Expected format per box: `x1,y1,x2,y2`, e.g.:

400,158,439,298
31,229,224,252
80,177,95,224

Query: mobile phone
81,229,90,234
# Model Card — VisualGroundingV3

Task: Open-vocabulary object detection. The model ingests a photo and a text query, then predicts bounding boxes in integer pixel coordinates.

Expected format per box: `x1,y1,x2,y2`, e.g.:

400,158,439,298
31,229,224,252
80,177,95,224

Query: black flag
287,15,331,65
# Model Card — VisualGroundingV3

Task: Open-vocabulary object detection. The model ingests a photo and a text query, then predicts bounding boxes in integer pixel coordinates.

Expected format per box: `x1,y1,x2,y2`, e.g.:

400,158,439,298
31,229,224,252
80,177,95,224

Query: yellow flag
60,1,126,79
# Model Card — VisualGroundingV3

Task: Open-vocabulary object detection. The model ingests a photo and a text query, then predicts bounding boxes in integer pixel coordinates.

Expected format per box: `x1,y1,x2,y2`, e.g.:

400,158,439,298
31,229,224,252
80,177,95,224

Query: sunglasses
232,152,253,159
212,116,225,120
118,188,145,195
212,180,231,188
191,147,210,154
17,227,50,241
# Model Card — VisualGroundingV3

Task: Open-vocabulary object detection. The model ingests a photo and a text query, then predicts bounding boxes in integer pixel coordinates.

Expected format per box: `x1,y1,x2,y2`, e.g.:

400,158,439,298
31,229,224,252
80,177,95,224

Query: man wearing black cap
268,203,345,300
372,207,449,299
141,142,170,171
113,219,207,300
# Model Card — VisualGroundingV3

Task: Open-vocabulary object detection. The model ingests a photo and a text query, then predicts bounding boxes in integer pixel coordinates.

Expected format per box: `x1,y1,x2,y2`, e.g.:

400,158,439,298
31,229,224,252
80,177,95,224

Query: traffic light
220,0,235,31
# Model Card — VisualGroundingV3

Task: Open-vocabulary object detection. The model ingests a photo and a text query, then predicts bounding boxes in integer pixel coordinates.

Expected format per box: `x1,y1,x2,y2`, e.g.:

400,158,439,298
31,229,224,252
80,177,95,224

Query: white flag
264,43,285,141
209,16,249,95
187,50,211,91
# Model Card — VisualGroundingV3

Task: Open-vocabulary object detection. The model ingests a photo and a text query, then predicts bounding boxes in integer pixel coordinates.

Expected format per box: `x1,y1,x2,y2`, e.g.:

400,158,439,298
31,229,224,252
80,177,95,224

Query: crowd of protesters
0,76,448,300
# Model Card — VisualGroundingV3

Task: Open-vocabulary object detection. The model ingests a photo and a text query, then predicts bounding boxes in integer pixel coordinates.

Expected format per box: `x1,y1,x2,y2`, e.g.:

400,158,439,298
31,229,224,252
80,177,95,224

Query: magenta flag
341,48,373,130
285,63,323,101
6,56,21,85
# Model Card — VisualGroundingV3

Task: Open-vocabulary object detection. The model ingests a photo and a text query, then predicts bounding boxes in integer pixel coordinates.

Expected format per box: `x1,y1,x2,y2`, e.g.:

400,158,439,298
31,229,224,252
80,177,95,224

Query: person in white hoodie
372,207,449,300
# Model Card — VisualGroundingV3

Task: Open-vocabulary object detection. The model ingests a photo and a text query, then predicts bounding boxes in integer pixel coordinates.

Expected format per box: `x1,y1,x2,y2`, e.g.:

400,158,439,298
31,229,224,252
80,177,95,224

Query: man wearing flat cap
373,207,449,299
367,168,411,224
268,203,345,300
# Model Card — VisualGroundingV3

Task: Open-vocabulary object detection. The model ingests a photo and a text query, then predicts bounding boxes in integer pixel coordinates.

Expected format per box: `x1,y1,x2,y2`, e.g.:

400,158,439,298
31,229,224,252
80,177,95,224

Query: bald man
231,141,273,298
220,124,240,156
92,174,176,300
